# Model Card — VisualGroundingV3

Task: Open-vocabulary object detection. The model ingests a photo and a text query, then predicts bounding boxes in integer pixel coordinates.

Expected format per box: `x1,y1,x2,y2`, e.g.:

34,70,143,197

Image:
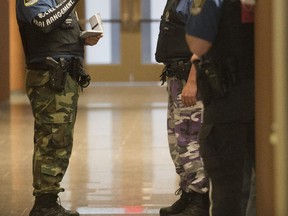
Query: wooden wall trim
255,0,275,215
271,0,288,214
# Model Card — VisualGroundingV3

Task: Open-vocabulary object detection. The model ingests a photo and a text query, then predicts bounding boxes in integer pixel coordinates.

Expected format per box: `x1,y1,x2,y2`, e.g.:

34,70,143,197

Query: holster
194,60,229,105
44,57,91,91
44,57,68,92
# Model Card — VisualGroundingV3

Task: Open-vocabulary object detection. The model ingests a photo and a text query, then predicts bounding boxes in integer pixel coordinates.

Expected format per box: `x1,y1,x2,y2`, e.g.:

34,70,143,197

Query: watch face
24,0,39,6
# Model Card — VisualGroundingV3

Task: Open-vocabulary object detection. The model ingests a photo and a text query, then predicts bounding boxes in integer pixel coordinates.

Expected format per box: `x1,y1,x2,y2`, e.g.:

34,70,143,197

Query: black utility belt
160,60,192,85
166,62,191,76
27,57,90,91
166,60,191,68
27,58,82,70
166,61,191,79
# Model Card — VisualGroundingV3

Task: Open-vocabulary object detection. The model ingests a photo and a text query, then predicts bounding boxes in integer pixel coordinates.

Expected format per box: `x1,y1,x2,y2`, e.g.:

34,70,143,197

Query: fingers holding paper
84,34,103,46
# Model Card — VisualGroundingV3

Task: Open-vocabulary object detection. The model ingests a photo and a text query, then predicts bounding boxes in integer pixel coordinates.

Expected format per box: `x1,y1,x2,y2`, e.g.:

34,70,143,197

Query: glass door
80,0,167,82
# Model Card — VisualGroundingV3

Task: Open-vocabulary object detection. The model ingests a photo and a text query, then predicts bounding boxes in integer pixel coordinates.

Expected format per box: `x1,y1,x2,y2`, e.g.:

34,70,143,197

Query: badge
165,11,170,22
190,0,206,16
24,0,39,7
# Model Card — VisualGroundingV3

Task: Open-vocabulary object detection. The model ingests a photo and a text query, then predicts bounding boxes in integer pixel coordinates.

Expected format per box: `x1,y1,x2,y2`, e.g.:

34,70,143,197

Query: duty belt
160,60,192,85
27,58,76,71
27,57,90,90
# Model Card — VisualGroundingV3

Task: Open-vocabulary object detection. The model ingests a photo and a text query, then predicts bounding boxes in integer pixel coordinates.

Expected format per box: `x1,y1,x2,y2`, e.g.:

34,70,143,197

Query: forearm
32,0,80,33
181,58,198,106
186,54,199,85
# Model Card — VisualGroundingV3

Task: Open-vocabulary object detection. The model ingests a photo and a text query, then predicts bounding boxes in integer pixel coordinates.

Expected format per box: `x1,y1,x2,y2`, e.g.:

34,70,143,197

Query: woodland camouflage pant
25,69,79,195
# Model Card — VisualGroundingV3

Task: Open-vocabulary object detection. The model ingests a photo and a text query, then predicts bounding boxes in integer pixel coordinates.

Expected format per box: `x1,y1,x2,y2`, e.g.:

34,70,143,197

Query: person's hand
181,79,197,107
84,34,103,46
181,64,198,107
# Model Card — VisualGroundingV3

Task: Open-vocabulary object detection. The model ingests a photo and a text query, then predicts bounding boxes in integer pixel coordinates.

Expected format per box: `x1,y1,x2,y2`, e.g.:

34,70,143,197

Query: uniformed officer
16,0,102,215
185,0,255,216
155,0,209,215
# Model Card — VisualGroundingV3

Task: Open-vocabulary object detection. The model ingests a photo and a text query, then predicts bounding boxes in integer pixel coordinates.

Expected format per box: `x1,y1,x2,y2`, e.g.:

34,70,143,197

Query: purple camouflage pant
167,77,208,194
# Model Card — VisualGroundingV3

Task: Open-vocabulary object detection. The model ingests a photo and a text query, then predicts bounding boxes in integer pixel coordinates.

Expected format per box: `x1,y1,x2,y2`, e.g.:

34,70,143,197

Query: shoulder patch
24,0,39,7
190,0,206,16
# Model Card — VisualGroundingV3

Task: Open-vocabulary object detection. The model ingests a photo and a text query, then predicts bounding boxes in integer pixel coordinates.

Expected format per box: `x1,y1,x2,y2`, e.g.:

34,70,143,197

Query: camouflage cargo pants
25,69,79,195
167,77,208,193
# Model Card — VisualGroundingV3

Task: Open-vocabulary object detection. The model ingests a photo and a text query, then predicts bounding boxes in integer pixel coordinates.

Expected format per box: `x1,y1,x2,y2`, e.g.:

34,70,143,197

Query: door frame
271,0,288,215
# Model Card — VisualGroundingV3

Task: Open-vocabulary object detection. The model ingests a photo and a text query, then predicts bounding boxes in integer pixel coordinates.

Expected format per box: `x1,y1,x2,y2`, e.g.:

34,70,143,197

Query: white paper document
80,13,104,38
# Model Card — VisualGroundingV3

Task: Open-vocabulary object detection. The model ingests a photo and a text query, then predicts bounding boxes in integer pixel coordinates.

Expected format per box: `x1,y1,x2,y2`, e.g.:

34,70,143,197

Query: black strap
164,0,180,12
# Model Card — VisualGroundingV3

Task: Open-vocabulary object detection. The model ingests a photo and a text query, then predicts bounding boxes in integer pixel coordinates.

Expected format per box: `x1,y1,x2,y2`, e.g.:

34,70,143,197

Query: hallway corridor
0,83,179,216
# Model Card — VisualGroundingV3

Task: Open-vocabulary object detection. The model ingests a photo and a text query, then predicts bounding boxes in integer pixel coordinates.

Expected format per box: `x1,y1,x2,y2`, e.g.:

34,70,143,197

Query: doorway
81,0,166,82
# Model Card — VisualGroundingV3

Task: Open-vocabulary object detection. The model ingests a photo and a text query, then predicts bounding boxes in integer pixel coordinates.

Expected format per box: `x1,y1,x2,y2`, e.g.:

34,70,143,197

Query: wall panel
0,3,10,102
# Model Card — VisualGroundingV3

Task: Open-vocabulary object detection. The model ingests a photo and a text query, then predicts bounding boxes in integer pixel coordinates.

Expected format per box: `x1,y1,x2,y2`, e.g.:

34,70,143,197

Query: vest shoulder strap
163,0,180,15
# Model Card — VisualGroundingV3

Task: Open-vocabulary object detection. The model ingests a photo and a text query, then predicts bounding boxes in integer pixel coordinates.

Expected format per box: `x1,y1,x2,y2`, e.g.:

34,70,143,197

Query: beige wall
0,0,25,103
9,0,25,92
0,3,10,102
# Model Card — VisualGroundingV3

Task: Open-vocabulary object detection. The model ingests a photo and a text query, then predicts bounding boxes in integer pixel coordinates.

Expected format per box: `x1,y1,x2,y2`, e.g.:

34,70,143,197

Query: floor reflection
0,83,179,216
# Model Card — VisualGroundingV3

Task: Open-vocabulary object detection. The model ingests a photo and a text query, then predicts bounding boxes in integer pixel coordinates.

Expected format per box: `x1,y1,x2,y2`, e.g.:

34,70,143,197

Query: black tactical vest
19,1,84,63
205,0,254,80
202,0,255,124
155,0,191,64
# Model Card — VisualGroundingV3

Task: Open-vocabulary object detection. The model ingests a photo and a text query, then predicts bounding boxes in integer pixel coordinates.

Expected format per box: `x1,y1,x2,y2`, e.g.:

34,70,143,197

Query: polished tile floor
0,83,179,216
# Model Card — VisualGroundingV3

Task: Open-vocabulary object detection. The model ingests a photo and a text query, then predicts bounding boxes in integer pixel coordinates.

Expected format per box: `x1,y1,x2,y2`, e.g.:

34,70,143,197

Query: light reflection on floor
76,206,160,214
0,83,179,216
